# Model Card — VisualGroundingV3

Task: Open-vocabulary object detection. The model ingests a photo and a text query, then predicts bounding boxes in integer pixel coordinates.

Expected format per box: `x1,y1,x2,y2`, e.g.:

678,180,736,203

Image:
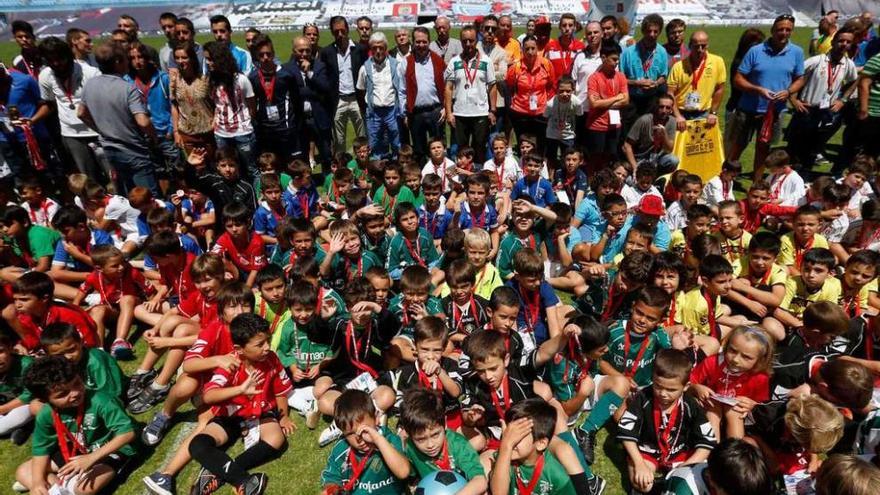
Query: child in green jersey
40,323,124,399
373,161,416,219
496,197,557,280
399,388,487,494
0,333,33,441
347,137,372,190
321,389,409,495
320,219,383,292
16,356,135,495
491,398,606,495
386,202,439,280
388,265,445,365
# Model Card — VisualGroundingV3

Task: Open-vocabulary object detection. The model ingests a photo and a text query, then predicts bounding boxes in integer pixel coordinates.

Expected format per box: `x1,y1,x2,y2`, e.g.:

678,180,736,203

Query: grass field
0,25,815,495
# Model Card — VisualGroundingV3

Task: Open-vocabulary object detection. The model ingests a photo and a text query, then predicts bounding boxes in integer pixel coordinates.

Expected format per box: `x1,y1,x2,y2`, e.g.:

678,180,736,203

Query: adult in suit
319,16,367,153
289,36,333,174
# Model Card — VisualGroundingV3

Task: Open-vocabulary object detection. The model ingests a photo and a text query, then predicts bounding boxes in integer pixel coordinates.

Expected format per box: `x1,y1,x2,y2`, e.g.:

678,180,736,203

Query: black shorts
209,410,281,446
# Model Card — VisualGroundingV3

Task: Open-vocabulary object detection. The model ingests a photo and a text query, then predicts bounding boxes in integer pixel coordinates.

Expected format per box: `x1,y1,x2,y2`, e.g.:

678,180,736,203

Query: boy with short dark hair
253,264,289,337
715,200,751,269
211,202,268,287
253,173,289,251
373,161,416,218
442,259,490,349
675,255,738,341
767,248,842,341
778,205,830,276
38,323,124,399
15,356,135,495
49,206,114,285
386,202,439,279
511,154,557,208
283,159,327,231
838,249,879,318
507,248,562,351
388,265,444,363
135,230,202,324
496,197,557,280
0,333,33,441
576,251,654,324
726,231,788,322
664,174,703,231
458,174,501,253
617,348,716,493
418,174,454,246
702,160,741,210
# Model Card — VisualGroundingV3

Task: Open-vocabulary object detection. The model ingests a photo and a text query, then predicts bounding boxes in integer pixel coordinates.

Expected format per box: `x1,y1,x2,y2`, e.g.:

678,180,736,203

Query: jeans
408,105,444,158
453,115,490,164
216,133,258,181
102,147,160,197
366,106,400,159
62,135,109,182
333,95,365,153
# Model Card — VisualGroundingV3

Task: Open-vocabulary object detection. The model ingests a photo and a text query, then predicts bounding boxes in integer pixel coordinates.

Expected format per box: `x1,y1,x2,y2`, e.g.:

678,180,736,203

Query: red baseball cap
637,194,665,217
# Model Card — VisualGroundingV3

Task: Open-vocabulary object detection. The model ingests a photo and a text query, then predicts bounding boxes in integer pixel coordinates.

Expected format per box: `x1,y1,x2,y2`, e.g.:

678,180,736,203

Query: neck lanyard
653,399,681,468
434,440,452,470
721,179,731,199
795,236,815,269
463,53,481,89
403,233,425,266
724,234,745,263
495,159,506,189
747,268,773,300
515,453,546,495
422,209,439,237
298,191,310,220
690,54,707,90
258,69,277,102
96,271,120,305
489,374,510,420
53,403,86,463
602,282,625,321
344,255,363,281
771,170,792,199
416,360,443,391
383,189,396,213
841,282,862,317
470,206,487,229
563,336,591,385
344,448,374,491
858,225,880,248
135,75,152,103
519,286,540,332
641,45,656,76
291,321,312,371
453,296,478,334
703,290,719,340
28,200,50,224
623,324,652,378
519,234,536,250
345,321,378,378
433,160,447,192
259,298,286,334
826,58,841,95
475,264,489,289
665,297,677,327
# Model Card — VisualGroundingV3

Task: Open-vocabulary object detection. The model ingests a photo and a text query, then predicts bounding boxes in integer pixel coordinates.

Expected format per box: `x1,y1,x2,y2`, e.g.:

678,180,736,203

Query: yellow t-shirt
781,276,842,319
440,262,503,300
777,233,830,268
838,276,873,316
668,53,728,112
674,287,724,336
669,230,688,259
736,260,789,288
716,231,752,270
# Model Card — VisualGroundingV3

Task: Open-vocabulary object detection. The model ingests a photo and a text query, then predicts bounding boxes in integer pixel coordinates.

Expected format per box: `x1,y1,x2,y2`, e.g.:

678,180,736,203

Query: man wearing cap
430,16,462,64
444,26,497,164
544,13,584,78
534,16,552,56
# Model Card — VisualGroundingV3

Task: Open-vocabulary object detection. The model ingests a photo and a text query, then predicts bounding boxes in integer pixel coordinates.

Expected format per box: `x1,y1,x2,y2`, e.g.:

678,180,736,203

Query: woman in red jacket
505,35,556,154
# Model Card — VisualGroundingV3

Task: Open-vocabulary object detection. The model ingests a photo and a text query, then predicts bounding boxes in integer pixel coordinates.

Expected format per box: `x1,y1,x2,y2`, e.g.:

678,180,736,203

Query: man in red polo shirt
544,13,585,78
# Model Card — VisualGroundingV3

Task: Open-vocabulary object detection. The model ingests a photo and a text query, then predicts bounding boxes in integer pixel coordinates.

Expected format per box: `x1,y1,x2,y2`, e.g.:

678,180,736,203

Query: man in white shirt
357,33,401,159
445,27,497,164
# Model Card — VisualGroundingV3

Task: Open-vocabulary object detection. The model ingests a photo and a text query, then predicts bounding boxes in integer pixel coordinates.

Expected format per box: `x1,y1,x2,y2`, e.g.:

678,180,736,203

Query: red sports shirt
18,302,99,350
211,232,267,273
78,264,148,305
177,290,219,326
205,352,292,419
691,354,770,403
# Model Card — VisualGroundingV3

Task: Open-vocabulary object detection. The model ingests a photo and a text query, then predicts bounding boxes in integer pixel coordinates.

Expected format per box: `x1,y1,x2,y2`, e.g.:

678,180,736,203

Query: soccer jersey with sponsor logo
441,294,490,340
780,276,841,319
506,451,576,495
31,390,135,457
322,426,407,494
274,318,333,370
211,231,267,274
379,358,462,413
603,321,672,388
204,352,292,419
405,429,485,481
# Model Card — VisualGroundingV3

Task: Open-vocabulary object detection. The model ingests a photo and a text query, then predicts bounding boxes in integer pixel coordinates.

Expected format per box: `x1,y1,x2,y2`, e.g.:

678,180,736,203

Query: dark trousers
409,106,444,160
584,127,621,172
453,115,490,164
509,111,548,155
785,107,842,168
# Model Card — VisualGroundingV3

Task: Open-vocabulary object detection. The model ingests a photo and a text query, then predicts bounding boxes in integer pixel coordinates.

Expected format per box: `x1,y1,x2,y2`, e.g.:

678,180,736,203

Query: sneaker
128,384,169,415
587,474,606,495
127,369,158,400
574,428,597,465
111,339,135,360
142,412,172,446
318,421,342,447
143,471,176,495
189,467,222,495
305,401,321,430
12,481,27,493
235,473,268,495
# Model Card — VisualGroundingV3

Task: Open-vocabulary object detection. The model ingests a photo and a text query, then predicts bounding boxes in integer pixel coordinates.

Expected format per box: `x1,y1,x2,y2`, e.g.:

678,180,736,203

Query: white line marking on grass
139,421,196,495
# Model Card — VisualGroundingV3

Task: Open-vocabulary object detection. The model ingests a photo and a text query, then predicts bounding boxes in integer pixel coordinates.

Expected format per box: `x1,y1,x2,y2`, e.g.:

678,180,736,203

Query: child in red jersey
689,326,773,439
738,181,797,234
6,271,97,352
211,202,267,287
141,283,255,494
127,254,227,415
187,313,293,495
135,231,201,325
72,245,148,360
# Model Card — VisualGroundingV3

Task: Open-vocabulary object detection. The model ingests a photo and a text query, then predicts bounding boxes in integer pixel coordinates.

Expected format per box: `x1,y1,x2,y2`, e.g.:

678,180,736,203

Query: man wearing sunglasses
479,16,510,137
729,14,805,180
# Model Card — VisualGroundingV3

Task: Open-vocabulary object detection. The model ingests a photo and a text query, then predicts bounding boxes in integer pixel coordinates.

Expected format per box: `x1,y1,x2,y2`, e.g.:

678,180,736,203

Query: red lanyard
383,189,396,213
826,59,840,95
315,287,324,316
721,179,731,199
747,269,773,301
345,321,378,378
422,210,439,237
62,75,77,108
470,207,487,229
344,256,363,281
489,374,510,420
515,453,546,495
641,47,656,75
665,297,676,327
344,449,373,491
432,161,447,192
703,290,719,340
653,399,681,468
723,235,745,263
858,225,880,249
53,403,86,463
495,160,506,189
519,287,540,332
453,296,479,334
96,272,119,305
794,236,815,269
563,337,591,385
403,235,424,266
298,193,310,220
258,70,277,102
28,200,49,224
689,55,707,90
771,170,792,200
463,53,481,88
841,284,861,317
135,76,151,103
602,282,624,321
434,440,452,470
623,325,652,378
259,299,286,334
416,361,442,391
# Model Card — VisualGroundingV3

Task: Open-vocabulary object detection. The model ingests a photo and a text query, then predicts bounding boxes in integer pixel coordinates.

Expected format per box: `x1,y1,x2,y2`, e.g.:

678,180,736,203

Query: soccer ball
414,470,467,494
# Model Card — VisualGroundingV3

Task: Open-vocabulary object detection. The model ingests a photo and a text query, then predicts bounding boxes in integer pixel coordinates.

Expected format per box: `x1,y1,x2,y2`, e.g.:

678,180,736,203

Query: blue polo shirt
620,43,669,97
124,71,172,135
511,177,557,208
737,40,805,114
590,215,671,262
0,70,48,143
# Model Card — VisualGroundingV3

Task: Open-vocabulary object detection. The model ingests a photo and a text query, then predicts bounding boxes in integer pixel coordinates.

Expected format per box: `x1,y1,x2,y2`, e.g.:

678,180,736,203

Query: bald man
288,36,332,171
667,30,727,131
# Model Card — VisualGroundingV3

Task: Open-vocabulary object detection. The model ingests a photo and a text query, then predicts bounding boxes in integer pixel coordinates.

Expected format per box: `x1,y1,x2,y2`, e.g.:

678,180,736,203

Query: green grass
0,25,817,494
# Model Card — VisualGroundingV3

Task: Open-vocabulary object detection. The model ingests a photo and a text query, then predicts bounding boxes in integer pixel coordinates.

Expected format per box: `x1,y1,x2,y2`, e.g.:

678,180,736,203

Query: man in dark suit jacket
288,36,333,175
318,15,367,153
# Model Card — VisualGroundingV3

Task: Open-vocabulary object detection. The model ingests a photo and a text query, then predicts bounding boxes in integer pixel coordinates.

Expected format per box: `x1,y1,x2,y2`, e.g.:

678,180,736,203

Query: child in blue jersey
458,174,500,249
49,206,114,286
418,174,454,247
511,153,557,208
253,173,289,255
506,248,562,352
546,202,590,297
283,159,326,231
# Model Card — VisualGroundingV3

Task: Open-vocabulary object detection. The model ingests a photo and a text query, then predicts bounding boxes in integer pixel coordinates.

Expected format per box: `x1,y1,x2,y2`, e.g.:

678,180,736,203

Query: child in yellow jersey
766,247,841,341
462,229,503,300
675,255,748,347
715,200,752,271
838,250,879,318
726,232,787,323
778,205,830,276
669,204,713,264
650,252,687,329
